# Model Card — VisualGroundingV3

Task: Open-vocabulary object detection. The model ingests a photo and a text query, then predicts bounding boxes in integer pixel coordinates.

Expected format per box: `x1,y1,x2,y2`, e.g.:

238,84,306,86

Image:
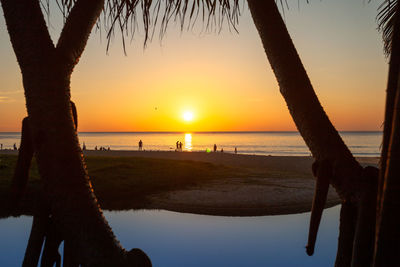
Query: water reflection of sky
0,206,340,266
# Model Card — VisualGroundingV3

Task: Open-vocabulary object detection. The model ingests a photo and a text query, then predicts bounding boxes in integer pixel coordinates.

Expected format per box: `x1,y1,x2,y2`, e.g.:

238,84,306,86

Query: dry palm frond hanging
377,0,399,56
41,0,242,49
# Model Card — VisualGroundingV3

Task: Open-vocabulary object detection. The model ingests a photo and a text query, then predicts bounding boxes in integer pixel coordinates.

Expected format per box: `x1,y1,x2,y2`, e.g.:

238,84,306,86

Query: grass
86,156,245,209
0,154,247,215
0,153,314,217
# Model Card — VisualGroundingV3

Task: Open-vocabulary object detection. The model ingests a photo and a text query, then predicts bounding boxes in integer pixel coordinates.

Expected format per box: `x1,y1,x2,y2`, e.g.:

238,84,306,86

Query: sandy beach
91,150,376,215
0,150,378,216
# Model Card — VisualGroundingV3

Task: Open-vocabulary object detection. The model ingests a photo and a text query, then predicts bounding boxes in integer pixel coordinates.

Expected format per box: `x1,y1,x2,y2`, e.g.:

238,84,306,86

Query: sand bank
84,151,377,215
1,150,378,216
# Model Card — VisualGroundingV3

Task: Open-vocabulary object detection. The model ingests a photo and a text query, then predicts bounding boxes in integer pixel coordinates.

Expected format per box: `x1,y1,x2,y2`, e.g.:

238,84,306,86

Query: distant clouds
0,90,23,95
0,96,13,102
0,90,23,102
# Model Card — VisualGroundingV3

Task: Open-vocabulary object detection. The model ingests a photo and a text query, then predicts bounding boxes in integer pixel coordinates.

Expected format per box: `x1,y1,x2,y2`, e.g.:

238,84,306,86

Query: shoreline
0,151,378,216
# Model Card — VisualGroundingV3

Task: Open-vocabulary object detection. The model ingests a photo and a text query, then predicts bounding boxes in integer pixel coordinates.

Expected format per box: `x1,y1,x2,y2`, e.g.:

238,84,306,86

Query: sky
0,0,388,132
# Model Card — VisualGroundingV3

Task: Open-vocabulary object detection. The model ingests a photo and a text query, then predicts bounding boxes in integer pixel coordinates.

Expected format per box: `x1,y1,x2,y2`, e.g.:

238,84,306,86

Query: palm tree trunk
335,202,356,267
0,0,150,265
377,1,400,227
246,0,376,264
23,57,126,265
10,117,34,212
373,3,400,266
374,58,400,267
246,0,362,199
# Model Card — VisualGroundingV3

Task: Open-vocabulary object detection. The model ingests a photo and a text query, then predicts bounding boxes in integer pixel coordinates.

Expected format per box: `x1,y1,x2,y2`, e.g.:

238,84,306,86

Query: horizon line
0,130,383,134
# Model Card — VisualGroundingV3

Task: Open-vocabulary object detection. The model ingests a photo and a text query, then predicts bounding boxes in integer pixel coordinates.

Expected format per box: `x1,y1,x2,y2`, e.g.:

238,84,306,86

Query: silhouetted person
213,144,217,152
108,147,110,151
139,140,143,151
13,143,17,150
82,142,86,151
176,141,179,150
221,148,224,153
179,142,183,151
234,147,237,154
95,146,98,150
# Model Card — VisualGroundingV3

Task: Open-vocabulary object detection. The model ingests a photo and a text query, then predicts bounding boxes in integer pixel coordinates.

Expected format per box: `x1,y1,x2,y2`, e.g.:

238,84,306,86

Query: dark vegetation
0,154,252,216
87,156,242,209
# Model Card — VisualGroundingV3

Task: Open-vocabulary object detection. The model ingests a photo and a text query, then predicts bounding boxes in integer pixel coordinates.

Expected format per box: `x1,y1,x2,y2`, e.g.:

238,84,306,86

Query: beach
0,150,378,216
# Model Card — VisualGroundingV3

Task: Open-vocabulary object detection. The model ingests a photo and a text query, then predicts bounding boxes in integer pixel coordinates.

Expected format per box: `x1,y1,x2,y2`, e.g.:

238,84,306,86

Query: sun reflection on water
184,133,192,151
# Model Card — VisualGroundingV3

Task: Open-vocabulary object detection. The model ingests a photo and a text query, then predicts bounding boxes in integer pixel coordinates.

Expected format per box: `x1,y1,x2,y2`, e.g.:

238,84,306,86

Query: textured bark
1,0,151,265
246,0,362,202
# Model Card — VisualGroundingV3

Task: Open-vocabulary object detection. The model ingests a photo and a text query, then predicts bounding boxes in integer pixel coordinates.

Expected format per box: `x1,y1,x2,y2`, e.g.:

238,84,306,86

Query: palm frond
377,0,399,56
42,0,241,48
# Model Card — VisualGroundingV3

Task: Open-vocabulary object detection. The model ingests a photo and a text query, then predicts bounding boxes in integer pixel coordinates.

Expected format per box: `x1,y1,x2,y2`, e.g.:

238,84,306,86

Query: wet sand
1,150,378,215
87,150,377,215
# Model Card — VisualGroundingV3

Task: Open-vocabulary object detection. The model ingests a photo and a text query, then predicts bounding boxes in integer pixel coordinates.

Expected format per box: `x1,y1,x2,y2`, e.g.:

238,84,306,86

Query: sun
182,111,194,122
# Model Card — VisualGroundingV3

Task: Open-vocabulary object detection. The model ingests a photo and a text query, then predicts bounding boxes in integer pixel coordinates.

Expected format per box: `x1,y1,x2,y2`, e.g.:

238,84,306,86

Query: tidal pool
0,206,340,266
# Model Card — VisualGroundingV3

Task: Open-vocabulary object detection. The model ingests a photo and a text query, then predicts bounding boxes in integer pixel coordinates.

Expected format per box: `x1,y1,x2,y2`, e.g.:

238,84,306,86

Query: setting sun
182,111,194,122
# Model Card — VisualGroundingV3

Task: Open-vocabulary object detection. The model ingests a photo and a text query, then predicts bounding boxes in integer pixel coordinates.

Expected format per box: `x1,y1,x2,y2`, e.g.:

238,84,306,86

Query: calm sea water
0,132,357,266
0,131,381,156
0,206,340,267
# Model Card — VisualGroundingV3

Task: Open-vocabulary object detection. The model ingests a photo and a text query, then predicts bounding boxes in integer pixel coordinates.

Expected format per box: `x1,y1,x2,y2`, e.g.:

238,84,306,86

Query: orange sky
0,1,388,132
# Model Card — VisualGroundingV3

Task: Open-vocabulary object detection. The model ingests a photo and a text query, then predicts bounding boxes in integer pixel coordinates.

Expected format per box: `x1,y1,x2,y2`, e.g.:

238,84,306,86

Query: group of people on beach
176,141,183,151
1,140,239,154
79,142,111,151
212,144,237,154
0,143,18,150
94,145,110,151
136,140,237,154
0,140,239,155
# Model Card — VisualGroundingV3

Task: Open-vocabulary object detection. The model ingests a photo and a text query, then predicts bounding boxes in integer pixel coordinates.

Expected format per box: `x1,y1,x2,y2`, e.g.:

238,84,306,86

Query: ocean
0,131,382,157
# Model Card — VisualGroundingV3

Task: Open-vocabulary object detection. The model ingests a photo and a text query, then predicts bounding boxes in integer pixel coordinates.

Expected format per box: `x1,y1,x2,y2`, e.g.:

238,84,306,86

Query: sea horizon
0,131,382,157
0,130,383,134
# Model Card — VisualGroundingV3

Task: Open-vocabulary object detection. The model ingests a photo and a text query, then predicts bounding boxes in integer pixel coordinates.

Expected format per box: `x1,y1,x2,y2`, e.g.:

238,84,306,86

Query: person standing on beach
13,143,17,150
234,147,237,154
213,144,217,152
179,141,183,151
82,142,86,151
139,140,143,151
176,141,179,151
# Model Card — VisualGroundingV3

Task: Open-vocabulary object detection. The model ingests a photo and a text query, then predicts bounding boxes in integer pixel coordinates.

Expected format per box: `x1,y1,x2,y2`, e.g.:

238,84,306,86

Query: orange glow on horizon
0,2,387,132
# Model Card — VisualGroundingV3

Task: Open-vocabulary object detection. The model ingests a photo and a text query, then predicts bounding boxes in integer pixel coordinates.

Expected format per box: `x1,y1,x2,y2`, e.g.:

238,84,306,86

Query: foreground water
0,131,381,156
0,206,340,266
